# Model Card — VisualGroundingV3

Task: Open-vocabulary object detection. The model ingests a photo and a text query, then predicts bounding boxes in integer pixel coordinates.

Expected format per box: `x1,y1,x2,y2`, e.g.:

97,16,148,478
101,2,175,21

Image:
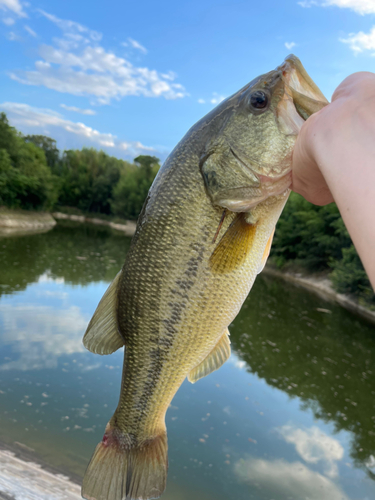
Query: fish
81,55,328,500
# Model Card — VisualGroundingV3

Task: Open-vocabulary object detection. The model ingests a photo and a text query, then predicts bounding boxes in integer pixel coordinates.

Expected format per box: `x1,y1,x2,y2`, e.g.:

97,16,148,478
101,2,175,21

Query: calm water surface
0,221,375,500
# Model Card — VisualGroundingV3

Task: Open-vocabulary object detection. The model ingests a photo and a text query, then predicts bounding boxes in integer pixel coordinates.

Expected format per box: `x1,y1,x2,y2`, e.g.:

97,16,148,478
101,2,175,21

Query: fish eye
249,90,269,111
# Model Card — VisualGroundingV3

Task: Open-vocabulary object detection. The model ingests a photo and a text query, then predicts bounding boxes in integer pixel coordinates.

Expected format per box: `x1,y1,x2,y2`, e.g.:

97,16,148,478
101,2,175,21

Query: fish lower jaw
217,171,292,212
260,170,292,198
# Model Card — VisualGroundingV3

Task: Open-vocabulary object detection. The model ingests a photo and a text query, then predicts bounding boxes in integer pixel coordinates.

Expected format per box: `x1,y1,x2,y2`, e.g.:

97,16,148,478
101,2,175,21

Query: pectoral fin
257,228,275,274
188,329,231,384
210,213,256,274
83,271,124,355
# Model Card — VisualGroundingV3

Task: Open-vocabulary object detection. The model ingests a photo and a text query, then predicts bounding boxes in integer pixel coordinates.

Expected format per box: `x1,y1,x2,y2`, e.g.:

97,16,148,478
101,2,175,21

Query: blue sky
1,0,375,162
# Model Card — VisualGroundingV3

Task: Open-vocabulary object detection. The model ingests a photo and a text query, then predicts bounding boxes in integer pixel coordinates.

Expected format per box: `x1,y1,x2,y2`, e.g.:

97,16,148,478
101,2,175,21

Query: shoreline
0,208,136,236
52,211,136,236
263,265,375,325
0,209,56,232
1,208,373,325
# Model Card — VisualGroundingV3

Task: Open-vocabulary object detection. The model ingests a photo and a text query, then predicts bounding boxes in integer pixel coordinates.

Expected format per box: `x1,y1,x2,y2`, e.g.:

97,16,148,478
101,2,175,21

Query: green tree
58,148,125,214
0,148,18,207
271,192,351,270
16,141,58,209
0,113,22,164
271,191,374,305
134,155,160,179
25,135,60,173
330,246,374,302
111,155,160,219
0,113,58,210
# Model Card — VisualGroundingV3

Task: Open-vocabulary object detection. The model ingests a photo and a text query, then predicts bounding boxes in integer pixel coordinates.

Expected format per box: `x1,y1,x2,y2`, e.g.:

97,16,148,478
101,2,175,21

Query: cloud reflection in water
0,303,89,370
234,457,349,500
278,425,344,478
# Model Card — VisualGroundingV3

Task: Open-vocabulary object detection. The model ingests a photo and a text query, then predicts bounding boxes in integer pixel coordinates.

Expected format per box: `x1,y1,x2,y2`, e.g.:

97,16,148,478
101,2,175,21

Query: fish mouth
214,56,328,213
276,54,328,135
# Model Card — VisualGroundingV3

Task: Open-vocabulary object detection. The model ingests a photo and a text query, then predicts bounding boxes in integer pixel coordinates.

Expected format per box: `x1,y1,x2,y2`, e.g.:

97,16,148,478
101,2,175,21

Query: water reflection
0,221,130,372
277,425,343,478
0,303,87,370
230,274,375,479
234,457,348,500
0,222,375,500
0,220,131,296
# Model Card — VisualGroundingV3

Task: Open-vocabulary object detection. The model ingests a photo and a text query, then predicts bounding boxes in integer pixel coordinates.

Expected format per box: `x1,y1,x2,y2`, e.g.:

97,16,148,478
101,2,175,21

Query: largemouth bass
81,55,327,500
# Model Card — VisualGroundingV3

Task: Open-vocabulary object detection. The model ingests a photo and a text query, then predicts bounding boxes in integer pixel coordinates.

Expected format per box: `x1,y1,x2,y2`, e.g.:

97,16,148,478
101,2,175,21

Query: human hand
291,71,375,206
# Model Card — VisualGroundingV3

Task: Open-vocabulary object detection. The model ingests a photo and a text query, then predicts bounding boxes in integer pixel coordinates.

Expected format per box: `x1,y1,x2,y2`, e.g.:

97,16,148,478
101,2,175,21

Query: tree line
270,192,374,307
0,111,373,306
0,112,160,220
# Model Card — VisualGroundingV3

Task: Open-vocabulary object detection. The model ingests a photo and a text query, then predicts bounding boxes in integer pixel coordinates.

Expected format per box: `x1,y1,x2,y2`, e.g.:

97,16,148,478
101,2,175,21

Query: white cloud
118,140,155,152
38,9,101,42
7,10,185,104
127,37,147,54
326,0,375,14
340,26,375,53
6,30,19,41
60,103,96,115
0,0,26,17
197,98,206,104
24,24,36,37
10,48,187,103
0,101,155,157
161,71,177,81
11,46,186,104
2,16,14,25
210,93,226,105
285,41,296,50
298,0,319,6
278,425,344,478
234,457,349,500
299,0,375,14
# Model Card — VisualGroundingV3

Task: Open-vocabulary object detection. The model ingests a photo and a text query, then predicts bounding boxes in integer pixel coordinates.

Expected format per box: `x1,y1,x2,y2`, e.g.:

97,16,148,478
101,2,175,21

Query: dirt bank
52,211,136,236
0,209,56,231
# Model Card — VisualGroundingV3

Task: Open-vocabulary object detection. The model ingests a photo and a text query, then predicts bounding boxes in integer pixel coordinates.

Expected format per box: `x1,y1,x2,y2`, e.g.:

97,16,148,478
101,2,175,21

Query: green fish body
82,55,327,500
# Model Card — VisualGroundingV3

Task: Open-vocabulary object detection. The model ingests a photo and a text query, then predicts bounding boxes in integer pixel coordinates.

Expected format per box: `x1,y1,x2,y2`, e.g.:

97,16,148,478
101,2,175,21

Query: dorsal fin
83,271,124,355
209,213,257,274
188,329,231,383
257,227,275,274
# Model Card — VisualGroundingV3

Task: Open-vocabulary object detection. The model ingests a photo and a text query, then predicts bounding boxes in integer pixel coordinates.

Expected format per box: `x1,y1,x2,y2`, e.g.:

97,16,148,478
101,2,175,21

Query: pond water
0,221,375,500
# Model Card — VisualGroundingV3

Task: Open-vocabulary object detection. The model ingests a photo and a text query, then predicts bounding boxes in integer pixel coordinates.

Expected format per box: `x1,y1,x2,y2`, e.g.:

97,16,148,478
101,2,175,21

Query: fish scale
81,55,328,500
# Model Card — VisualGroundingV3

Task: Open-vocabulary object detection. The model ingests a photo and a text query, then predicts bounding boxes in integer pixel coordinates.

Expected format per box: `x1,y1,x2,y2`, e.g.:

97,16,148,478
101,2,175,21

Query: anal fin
83,270,124,355
188,329,231,384
257,227,275,274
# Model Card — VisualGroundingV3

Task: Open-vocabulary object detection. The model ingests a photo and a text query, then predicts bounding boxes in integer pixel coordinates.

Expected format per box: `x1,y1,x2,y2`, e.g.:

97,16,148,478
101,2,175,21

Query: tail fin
82,427,168,500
